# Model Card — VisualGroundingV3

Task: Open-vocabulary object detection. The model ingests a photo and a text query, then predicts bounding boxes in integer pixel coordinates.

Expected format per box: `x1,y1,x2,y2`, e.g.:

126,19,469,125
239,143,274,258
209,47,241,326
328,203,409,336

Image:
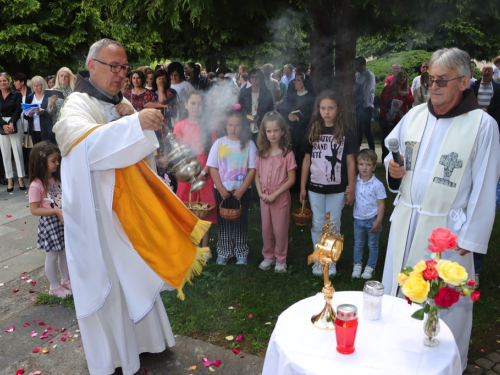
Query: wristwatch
203,171,209,178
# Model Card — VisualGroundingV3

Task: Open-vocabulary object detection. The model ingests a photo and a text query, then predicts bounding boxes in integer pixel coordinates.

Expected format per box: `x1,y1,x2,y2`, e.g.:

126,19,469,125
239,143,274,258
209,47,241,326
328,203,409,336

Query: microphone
388,138,403,166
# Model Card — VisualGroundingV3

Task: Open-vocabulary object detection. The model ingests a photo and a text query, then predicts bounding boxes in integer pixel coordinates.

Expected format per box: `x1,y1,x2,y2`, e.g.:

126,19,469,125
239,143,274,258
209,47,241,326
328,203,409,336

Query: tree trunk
333,2,357,131
205,51,217,73
309,0,335,94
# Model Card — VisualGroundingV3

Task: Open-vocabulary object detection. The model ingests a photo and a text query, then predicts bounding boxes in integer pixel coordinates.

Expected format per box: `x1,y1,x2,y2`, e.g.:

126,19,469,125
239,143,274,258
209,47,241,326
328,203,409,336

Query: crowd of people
1,40,500,374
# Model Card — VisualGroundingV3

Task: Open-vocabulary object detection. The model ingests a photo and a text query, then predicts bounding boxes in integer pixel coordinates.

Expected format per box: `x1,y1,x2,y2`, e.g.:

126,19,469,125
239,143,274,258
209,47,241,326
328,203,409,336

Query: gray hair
31,76,48,92
430,48,471,79
86,38,125,68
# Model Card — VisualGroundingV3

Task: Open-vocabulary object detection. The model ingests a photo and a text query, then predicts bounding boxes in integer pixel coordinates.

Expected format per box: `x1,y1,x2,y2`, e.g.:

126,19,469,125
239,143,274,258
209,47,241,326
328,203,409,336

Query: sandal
49,284,72,298
61,279,72,292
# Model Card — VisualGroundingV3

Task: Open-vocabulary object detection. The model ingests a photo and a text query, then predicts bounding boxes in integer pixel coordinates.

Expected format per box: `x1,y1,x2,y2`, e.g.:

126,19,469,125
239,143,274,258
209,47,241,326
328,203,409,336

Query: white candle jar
363,280,384,320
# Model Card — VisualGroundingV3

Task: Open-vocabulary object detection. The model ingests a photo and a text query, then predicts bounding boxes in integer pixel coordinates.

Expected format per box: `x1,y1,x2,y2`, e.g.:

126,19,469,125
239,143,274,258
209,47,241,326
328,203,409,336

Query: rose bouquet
398,228,479,320
398,228,479,346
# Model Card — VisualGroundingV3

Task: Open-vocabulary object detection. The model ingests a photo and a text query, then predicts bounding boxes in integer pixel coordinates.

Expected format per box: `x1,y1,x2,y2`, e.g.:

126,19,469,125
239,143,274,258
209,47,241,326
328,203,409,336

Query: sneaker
312,260,323,276
49,284,72,298
312,261,336,276
216,256,228,265
236,257,248,265
259,258,275,270
61,279,72,292
275,262,287,273
352,264,362,278
475,273,480,288
361,266,374,279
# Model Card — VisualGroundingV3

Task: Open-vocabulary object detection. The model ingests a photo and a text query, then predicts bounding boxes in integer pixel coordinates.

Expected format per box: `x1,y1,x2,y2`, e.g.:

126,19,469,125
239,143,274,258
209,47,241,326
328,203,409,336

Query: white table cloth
263,291,461,375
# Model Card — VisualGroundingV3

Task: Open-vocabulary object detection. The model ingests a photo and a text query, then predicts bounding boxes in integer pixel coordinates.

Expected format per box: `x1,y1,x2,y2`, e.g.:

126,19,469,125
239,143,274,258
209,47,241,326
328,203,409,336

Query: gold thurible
308,212,344,330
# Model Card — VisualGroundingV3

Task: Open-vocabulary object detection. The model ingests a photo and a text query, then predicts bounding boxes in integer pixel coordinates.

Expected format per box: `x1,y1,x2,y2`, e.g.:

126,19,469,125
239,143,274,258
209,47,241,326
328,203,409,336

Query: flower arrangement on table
397,228,480,346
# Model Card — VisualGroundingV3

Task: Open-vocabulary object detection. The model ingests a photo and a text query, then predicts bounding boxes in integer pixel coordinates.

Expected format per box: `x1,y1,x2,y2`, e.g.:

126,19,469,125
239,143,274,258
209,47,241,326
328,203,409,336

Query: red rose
422,260,439,280
428,228,458,253
434,286,460,308
470,290,480,302
467,279,475,287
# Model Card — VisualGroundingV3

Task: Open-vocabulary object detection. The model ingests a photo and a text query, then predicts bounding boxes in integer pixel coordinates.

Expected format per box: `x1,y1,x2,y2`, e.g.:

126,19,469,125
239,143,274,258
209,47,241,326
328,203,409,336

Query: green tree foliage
366,50,433,97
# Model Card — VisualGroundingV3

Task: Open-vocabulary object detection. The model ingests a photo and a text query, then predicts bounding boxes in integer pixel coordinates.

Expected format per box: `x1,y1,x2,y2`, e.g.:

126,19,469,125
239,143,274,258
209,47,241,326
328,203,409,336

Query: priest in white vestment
382,47,500,371
53,39,209,375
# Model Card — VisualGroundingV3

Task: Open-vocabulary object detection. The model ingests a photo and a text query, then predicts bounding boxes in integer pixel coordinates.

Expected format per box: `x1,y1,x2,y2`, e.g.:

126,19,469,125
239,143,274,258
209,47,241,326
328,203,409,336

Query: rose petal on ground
225,335,234,341
13,289,19,293
78,344,82,347
31,281,36,286
231,348,240,354
49,340,53,344
213,360,221,367
46,327,52,330
32,348,41,353
203,361,213,367
23,323,30,327
201,356,208,362
265,322,272,325
75,329,80,332
29,298,35,302
22,277,28,281
240,356,245,358
21,271,27,274
0,283,4,287
26,279,32,283
5,324,15,332
248,314,253,319
6,215,12,218
49,333,53,337
40,335,48,339
236,335,243,341
29,290,35,293
33,319,38,322
16,369,25,375
29,372,41,375
38,322,45,326
209,366,215,372
143,370,149,374
74,334,79,338
42,347,49,354
52,344,57,348
60,337,66,342
189,365,197,370
228,306,235,310
61,327,66,332
20,229,24,232
68,334,72,338
31,331,37,337
54,328,59,331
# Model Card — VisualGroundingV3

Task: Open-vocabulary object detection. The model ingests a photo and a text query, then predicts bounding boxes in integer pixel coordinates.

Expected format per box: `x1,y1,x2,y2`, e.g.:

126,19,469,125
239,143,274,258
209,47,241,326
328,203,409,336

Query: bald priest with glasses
53,38,210,375
381,47,500,372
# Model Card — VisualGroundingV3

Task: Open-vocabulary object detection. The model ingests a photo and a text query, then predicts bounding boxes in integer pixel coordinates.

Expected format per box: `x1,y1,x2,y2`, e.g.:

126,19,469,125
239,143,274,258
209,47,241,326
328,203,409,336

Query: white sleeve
384,114,408,193
458,116,500,254
248,141,257,169
376,180,387,199
86,113,159,171
206,139,220,168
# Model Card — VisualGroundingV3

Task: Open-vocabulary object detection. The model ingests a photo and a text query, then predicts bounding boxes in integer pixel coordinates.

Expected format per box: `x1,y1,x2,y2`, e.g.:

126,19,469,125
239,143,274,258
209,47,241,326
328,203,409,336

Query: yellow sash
70,126,210,300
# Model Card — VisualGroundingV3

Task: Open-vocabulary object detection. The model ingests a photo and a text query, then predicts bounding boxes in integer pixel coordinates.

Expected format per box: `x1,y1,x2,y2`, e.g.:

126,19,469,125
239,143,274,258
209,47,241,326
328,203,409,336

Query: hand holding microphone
387,138,406,179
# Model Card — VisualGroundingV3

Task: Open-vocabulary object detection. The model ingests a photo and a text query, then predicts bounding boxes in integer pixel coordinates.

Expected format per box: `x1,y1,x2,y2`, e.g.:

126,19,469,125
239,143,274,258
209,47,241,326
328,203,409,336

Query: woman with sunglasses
238,68,274,140
45,75,56,89
379,70,414,160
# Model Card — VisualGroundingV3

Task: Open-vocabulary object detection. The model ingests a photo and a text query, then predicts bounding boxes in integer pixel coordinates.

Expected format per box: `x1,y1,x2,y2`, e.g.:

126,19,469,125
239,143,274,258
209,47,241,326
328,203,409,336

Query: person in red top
173,91,217,251
379,71,414,160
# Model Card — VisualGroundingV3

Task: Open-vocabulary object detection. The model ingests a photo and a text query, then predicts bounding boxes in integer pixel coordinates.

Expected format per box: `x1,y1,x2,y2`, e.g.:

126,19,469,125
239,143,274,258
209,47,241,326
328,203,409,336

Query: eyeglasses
93,59,131,74
249,75,260,79
429,76,464,88
47,75,55,79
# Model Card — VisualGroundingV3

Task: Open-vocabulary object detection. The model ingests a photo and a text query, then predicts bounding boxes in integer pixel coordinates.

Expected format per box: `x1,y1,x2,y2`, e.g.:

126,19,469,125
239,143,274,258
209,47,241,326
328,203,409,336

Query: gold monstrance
307,212,344,330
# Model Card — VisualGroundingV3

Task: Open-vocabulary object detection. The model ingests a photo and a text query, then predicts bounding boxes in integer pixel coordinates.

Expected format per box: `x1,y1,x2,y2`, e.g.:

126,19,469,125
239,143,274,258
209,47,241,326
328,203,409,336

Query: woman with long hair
166,62,194,103
47,67,76,121
379,70,414,159
123,70,154,111
413,71,430,106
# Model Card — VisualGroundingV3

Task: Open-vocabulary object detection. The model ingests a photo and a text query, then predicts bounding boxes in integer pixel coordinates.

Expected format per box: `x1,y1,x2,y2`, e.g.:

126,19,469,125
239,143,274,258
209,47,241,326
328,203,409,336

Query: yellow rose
413,260,427,273
398,273,409,286
435,260,468,286
402,271,429,303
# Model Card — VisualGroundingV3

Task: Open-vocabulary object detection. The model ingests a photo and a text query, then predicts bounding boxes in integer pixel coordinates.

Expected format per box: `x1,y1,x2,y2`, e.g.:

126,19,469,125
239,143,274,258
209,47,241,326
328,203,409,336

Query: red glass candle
335,304,358,355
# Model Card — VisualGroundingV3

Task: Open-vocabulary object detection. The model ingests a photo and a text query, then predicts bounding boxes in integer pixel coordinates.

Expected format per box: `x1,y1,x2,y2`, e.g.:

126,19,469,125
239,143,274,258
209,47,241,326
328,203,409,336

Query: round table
262,291,461,375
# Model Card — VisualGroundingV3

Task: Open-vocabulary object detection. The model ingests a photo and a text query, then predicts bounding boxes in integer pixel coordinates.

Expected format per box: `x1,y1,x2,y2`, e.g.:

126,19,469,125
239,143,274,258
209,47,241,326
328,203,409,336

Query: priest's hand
456,246,470,256
138,109,165,132
388,156,406,179
116,103,134,117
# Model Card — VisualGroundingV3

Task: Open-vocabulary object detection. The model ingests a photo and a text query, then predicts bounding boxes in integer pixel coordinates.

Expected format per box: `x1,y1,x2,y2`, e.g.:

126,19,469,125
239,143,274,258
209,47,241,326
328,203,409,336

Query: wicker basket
219,197,242,221
184,192,215,220
292,201,312,226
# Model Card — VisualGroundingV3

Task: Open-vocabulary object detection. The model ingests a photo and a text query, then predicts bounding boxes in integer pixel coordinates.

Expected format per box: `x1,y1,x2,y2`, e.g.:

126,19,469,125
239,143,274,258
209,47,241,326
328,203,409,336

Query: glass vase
423,299,440,347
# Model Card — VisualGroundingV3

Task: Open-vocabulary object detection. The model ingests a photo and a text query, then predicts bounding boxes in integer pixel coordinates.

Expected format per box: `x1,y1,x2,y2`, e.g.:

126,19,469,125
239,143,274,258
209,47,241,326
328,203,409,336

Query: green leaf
411,307,425,320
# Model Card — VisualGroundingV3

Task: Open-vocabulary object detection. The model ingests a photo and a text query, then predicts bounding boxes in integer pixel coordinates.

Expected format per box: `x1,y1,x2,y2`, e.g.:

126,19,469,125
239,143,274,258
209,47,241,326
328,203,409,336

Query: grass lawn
162,166,500,362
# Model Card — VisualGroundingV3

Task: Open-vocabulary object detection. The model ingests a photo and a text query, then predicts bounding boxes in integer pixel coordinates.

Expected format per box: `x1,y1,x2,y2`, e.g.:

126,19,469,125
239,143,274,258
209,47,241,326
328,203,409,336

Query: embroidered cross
433,152,463,188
